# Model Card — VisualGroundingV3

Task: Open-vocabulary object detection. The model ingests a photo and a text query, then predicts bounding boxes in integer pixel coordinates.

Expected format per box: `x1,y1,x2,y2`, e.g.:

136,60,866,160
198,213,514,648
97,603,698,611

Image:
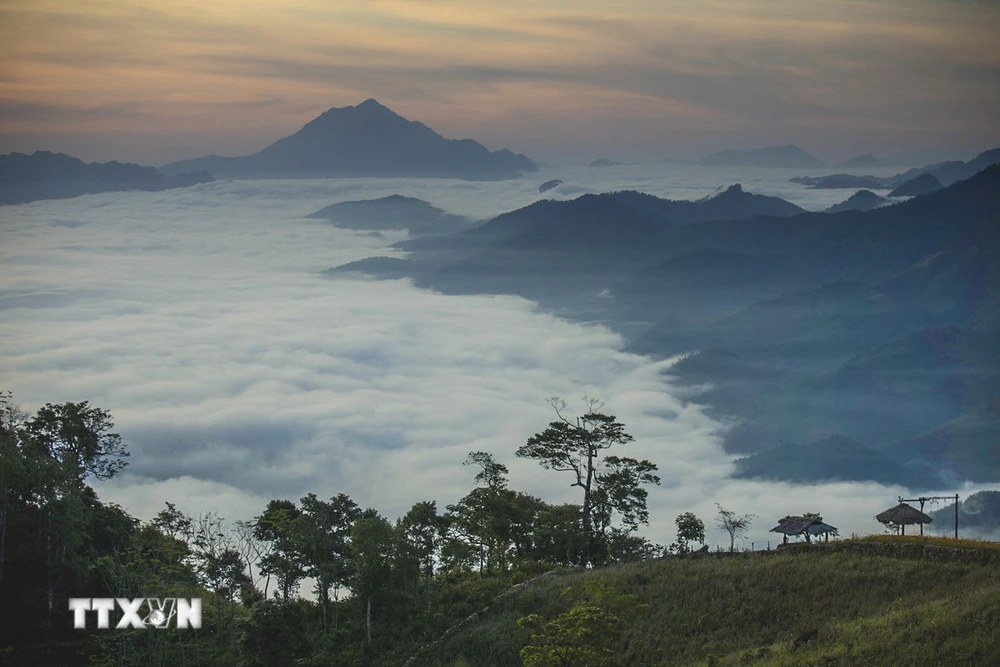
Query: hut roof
875,502,932,525
806,521,838,535
769,515,827,536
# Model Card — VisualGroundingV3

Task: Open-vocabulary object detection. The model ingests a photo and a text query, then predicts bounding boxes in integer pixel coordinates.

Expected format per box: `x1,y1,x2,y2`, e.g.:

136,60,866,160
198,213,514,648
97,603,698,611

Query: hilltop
790,147,1000,190
418,540,1000,667
161,99,536,181
0,150,213,205
307,194,470,236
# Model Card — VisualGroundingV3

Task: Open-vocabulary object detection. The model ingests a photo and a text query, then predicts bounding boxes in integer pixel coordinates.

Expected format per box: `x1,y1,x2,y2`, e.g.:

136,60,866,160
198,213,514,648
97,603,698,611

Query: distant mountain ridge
323,164,1000,488
889,173,943,197
826,190,890,213
306,195,469,236
0,150,213,205
837,154,884,168
699,145,825,168
161,99,536,181
791,147,1000,190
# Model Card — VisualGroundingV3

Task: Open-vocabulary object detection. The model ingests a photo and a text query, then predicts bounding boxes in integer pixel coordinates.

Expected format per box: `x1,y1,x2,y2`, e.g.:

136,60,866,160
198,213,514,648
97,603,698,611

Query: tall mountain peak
161,100,536,181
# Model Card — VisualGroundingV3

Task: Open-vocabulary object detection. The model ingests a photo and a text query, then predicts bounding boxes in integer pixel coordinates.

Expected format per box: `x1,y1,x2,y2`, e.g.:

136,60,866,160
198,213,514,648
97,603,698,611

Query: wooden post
954,494,959,540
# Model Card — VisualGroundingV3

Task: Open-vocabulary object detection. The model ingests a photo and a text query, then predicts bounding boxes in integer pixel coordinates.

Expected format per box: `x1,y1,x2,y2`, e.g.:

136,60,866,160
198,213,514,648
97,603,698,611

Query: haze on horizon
1,0,999,166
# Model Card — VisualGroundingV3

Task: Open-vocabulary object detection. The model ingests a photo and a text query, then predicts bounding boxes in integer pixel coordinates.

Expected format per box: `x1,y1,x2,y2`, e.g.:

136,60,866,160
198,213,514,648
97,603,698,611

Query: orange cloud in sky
1,0,998,163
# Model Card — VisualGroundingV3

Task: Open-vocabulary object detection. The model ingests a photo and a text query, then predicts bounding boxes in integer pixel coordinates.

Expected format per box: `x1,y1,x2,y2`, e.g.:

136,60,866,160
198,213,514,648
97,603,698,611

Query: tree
444,453,545,573
715,504,755,552
254,500,304,601
350,512,397,647
464,451,509,490
399,501,442,583
517,580,646,667
532,504,586,566
152,501,193,541
19,401,129,486
297,492,361,620
10,399,131,619
516,397,658,566
0,391,28,592
673,512,705,554
518,604,620,667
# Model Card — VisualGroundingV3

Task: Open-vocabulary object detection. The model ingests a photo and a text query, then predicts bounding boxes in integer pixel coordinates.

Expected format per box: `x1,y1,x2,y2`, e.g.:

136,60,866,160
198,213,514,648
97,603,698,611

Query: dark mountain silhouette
589,158,627,167
887,401,1000,485
161,99,536,181
435,185,802,251
538,179,562,193
837,154,884,168
0,151,213,205
929,489,1000,532
889,173,943,197
719,327,1000,454
306,195,468,236
894,147,1000,187
324,256,416,279
594,186,804,225
699,145,825,168
791,174,887,190
733,435,913,486
790,147,1000,190
826,190,891,213
327,166,1000,484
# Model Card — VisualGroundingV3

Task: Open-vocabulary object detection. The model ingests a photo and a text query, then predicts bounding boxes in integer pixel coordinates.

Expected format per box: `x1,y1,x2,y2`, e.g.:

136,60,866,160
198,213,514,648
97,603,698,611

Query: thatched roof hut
769,515,838,543
876,502,932,535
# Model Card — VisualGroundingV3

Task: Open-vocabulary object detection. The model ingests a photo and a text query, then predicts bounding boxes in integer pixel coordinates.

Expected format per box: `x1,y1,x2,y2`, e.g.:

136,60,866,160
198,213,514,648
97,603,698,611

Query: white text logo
69,598,202,629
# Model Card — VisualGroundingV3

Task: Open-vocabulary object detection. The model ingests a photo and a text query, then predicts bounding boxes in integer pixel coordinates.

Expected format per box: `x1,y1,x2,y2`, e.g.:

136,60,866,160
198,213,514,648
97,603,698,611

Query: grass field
417,540,1000,667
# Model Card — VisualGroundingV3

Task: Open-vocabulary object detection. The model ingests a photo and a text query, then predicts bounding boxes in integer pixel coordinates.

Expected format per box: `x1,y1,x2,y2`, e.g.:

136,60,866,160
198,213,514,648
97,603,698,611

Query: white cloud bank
0,170,990,549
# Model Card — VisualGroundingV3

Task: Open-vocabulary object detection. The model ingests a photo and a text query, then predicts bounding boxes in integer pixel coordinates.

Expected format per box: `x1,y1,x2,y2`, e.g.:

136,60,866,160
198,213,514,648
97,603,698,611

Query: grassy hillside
416,539,1000,667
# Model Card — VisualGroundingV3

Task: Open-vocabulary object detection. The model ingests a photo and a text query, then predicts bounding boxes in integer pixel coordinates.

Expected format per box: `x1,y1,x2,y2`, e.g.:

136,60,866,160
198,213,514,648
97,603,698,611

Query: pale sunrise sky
1,0,998,165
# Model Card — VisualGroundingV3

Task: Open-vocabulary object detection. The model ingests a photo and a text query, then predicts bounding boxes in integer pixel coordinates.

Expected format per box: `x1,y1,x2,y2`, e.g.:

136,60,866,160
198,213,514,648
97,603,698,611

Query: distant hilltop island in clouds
0,151,213,206
161,99,537,181
836,153,884,169
698,145,826,169
790,147,1000,190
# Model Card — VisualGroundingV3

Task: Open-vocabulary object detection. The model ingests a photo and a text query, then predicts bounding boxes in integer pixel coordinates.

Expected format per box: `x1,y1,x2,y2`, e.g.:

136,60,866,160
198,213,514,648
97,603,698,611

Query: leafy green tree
400,500,443,583
6,398,131,624
19,400,129,487
516,397,658,565
350,511,397,647
464,450,510,489
239,599,314,667
0,391,28,592
152,501,193,541
518,579,648,667
297,492,361,625
445,452,545,573
518,604,620,667
254,500,304,601
673,512,705,554
532,504,585,566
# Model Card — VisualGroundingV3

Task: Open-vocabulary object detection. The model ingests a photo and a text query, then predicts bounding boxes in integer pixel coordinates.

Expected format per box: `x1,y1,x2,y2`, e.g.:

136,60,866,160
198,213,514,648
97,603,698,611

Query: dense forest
3,387,999,667
0,391,683,666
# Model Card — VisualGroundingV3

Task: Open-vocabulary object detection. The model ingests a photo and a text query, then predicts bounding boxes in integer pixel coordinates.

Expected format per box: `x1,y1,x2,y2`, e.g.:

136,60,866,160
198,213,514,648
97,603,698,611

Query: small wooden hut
769,515,838,544
875,502,932,536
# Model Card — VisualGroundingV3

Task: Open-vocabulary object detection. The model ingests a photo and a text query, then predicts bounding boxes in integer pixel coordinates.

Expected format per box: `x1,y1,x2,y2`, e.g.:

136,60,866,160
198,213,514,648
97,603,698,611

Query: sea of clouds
1,164,989,548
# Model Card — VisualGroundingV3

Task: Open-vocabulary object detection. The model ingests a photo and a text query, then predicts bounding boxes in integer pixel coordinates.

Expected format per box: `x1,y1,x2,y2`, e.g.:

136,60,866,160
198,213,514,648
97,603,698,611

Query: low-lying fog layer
1,167,989,546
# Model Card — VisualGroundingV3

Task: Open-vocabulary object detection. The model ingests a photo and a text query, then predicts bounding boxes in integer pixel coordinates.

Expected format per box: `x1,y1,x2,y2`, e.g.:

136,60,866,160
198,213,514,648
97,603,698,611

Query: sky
1,0,999,165
1,168,994,550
